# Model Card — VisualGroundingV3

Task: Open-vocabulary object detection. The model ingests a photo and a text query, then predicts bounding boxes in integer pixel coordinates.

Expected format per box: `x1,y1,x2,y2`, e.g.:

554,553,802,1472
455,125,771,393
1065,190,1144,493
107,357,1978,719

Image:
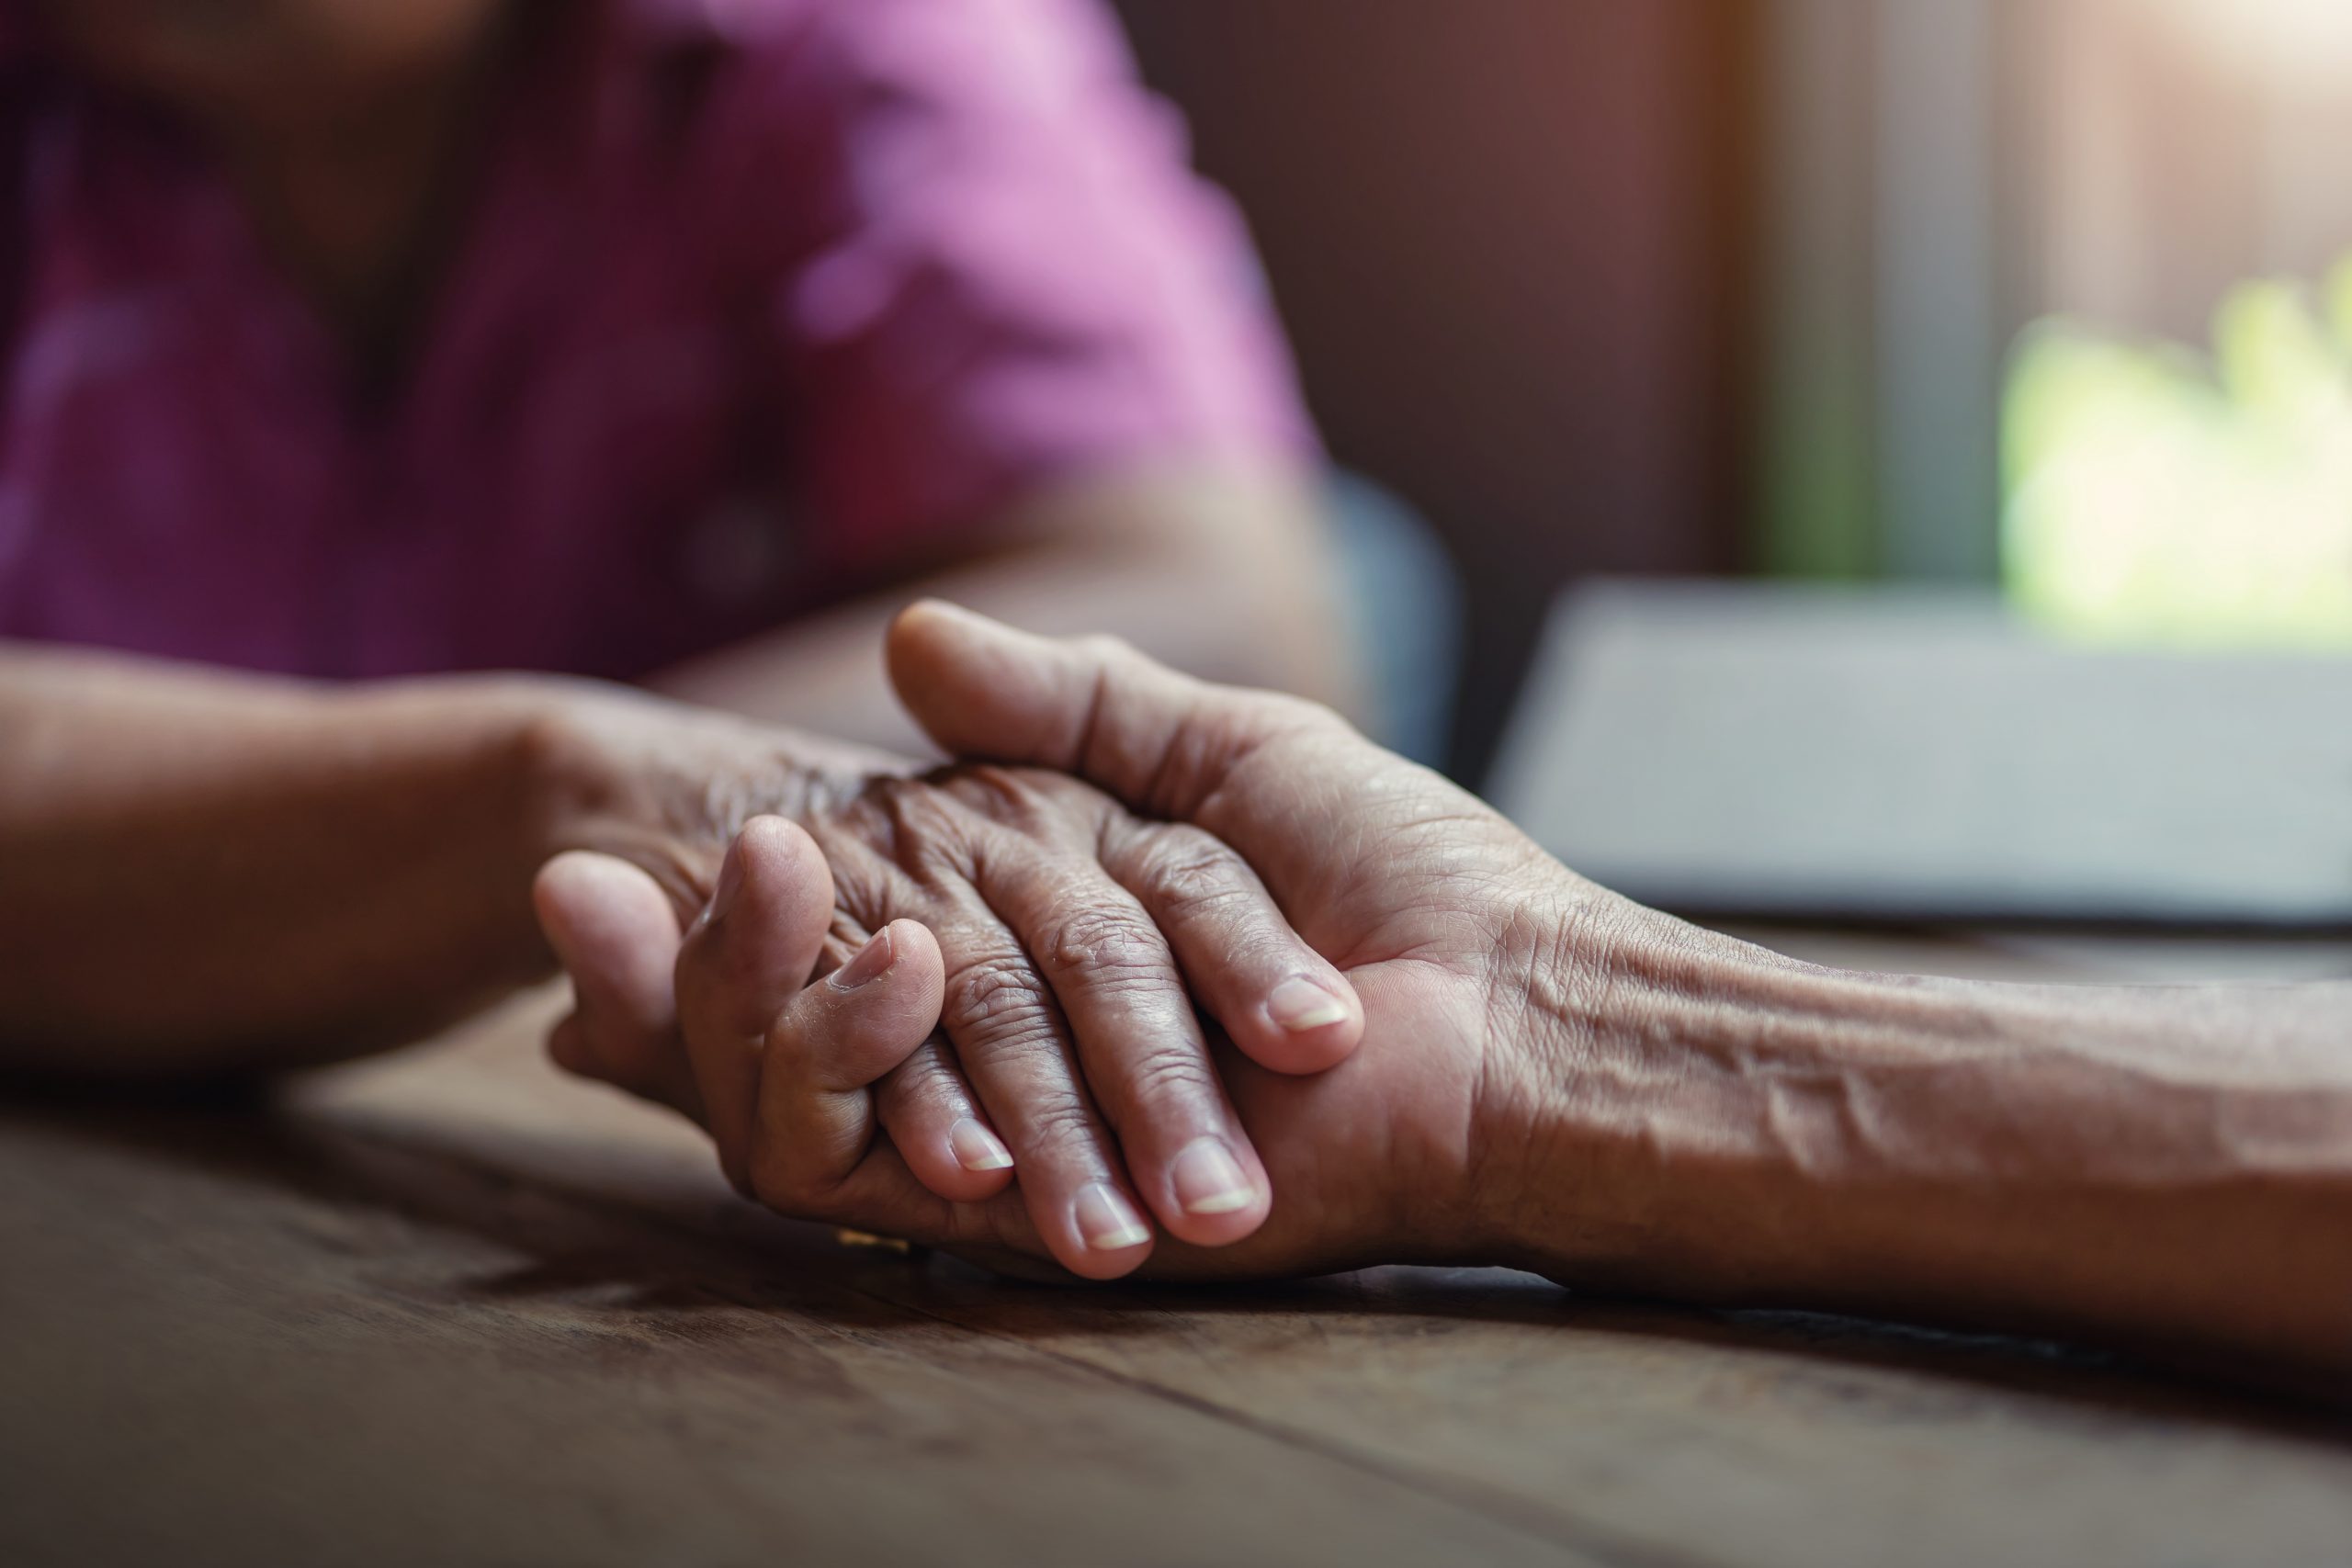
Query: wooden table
6,927,2350,1568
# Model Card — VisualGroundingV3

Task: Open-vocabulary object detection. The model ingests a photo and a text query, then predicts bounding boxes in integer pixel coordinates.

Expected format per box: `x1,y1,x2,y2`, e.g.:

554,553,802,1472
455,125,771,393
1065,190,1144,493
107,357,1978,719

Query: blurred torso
0,1,831,680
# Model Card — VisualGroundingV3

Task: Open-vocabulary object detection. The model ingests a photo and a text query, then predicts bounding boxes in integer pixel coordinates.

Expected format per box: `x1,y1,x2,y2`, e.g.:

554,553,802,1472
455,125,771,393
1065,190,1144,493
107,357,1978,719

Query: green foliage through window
2004,258,2352,648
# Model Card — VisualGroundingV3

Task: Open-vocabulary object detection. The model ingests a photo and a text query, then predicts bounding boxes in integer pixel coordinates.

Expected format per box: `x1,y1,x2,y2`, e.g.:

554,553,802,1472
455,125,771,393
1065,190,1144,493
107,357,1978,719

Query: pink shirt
0,0,1311,680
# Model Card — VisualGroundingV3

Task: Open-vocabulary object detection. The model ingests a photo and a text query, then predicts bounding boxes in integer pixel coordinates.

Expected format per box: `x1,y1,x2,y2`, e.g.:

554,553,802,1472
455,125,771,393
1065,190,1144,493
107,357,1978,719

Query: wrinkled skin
871,604,1622,1278
545,609,2352,1384
550,605,1693,1281
529,690,1367,1280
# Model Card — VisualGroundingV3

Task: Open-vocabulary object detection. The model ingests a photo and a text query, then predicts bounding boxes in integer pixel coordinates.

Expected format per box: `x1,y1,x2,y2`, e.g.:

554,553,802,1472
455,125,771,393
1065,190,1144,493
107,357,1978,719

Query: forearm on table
1510,921,2352,1376
648,462,1358,752
0,649,587,1071
0,643,851,1074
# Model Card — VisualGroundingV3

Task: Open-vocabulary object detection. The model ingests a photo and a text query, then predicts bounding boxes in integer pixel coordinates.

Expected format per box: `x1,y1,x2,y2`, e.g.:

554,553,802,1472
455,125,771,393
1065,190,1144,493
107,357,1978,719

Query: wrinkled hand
718,603,1686,1280
860,602,1616,1276
526,694,1364,1280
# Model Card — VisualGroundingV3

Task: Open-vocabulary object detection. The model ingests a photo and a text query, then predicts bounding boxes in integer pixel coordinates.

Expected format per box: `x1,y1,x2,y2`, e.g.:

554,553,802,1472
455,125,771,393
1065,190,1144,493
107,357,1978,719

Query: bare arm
0,651,566,1072
0,462,1348,1071
0,459,1347,1077
872,604,2352,1383
1510,943,2352,1380
648,463,1357,751
0,623,1358,1278
0,650,877,1075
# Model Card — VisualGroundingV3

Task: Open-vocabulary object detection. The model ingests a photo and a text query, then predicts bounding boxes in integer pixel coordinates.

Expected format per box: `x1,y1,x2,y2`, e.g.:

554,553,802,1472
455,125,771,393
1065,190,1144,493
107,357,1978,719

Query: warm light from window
2148,0,2352,90
2003,260,2352,649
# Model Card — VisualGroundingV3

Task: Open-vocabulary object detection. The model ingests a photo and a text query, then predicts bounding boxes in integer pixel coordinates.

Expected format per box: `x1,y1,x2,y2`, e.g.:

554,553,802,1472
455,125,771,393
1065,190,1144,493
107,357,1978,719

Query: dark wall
1108,0,1754,780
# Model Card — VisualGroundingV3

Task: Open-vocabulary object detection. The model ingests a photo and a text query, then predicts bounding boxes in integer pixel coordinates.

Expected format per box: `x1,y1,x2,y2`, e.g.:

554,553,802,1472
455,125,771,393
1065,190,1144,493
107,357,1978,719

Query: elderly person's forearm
868,604,2352,1383
1495,933,2352,1377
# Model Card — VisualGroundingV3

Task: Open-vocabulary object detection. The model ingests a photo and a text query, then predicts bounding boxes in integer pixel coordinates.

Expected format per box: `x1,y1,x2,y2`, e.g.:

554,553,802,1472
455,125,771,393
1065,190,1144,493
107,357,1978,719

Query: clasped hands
531,602,1587,1283
524,613,2352,1376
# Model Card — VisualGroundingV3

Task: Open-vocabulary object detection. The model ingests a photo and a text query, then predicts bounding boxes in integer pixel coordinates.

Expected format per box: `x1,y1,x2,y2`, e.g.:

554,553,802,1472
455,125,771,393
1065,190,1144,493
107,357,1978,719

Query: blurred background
1108,0,2352,782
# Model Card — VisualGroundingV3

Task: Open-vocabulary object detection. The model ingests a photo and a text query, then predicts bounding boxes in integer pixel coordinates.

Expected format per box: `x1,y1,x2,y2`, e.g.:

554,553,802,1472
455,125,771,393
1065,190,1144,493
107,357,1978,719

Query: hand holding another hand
872,602,1631,1280
537,602,1665,1282
536,607,2352,1383
528,696,1366,1280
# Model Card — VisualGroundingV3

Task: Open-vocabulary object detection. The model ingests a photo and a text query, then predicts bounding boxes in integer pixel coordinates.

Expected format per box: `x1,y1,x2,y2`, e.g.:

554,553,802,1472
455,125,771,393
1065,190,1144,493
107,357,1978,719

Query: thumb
885,600,1342,823
673,816,839,1184
533,852,700,1118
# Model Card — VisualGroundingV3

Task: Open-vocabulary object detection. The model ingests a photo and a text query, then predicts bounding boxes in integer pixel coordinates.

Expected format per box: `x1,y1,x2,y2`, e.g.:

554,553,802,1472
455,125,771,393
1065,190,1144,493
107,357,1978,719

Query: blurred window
2004,0,2352,646
1759,0,2352,642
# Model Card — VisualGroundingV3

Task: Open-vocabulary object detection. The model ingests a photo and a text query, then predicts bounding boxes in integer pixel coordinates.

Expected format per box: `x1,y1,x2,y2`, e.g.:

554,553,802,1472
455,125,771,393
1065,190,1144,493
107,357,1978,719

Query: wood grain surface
4,931,2348,1568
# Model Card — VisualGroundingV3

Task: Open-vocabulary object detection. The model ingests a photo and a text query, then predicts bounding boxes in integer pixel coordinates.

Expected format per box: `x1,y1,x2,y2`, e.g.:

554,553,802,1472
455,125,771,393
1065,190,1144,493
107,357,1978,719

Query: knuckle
1137,830,1252,921
878,1043,963,1111
1207,692,1349,763
1114,1041,1221,1110
944,764,1041,820
1272,692,1348,734
858,777,976,879
822,863,891,940
1035,903,1170,982
944,765,1104,848
1018,1090,1104,1149
1075,632,1137,666
940,955,1060,1050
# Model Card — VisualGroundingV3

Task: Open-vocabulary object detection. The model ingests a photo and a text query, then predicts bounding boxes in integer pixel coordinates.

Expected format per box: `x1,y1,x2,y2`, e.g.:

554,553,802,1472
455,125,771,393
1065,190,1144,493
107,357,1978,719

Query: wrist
514,677,742,918
1485,912,2352,1375
1475,893,1894,1297
512,674,903,920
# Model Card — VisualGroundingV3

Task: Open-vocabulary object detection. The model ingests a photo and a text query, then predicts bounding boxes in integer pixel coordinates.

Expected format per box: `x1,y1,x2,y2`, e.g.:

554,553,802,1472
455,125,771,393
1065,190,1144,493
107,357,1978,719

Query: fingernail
1270,976,1349,1032
1171,1136,1256,1215
948,1117,1013,1172
1075,1182,1151,1251
707,840,747,926
830,928,896,990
